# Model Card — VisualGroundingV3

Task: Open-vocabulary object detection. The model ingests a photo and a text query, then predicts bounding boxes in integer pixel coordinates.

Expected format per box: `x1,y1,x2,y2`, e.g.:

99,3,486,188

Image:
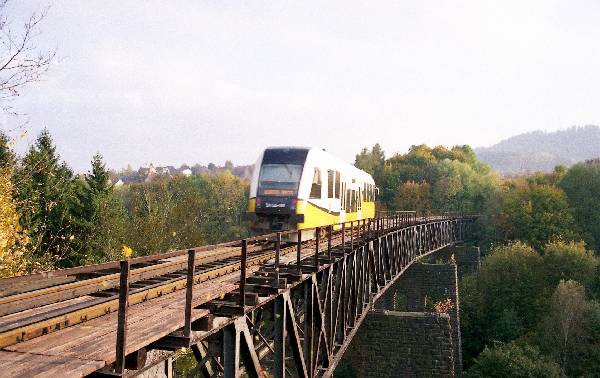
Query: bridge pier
339,244,480,377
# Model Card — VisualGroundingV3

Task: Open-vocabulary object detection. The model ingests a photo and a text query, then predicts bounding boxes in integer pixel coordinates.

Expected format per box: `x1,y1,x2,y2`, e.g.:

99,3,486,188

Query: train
244,147,377,238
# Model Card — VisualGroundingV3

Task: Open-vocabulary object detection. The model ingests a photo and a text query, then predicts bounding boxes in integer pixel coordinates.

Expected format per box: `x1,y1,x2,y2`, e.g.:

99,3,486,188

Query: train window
327,170,334,199
335,172,341,198
310,168,322,199
358,190,362,210
346,188,351,212
351,190,356,212
341,182,345,209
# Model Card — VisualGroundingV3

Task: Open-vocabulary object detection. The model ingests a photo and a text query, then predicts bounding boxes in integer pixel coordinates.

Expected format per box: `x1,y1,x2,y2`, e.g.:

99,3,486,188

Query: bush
466,342,563,378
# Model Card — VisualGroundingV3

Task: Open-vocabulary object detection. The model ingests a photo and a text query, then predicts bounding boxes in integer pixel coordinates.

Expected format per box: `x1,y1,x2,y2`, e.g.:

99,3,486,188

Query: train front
245,147,307,232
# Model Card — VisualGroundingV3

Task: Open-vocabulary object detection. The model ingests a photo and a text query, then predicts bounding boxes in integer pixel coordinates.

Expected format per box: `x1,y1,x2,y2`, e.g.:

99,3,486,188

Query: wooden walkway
0,268,249,377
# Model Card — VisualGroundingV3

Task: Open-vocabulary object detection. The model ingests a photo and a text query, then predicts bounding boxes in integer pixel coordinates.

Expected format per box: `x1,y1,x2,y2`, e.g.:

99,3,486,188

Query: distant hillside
475,125,600,174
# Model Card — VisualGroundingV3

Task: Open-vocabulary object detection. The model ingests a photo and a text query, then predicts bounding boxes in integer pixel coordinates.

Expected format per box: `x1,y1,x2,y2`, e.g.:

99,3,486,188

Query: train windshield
258,164,302,196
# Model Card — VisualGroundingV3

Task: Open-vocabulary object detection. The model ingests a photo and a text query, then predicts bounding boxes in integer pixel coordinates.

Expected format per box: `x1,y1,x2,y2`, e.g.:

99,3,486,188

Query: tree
377,144,496,213
120,171,249,255
0,1,55,119
466,342,563,378
538,280,587,375
0,166,29,276
542,240,597,291
494,181,575,250
0,131,16,168
77,153,126,264
354,143,385,181
85,153,112,195
477,242,546,341
393,181,431,213
14,129,81,267
559,162,600,253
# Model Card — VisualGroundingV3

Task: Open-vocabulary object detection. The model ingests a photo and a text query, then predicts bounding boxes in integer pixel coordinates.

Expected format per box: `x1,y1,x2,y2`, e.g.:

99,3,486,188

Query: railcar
244,147,377,237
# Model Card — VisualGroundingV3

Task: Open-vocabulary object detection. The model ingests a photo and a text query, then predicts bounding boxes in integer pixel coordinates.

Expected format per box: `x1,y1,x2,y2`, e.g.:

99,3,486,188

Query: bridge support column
338,245,469,377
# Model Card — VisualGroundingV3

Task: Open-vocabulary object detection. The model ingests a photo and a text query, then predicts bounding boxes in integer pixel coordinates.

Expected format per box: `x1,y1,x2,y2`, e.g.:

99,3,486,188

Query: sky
3,0,600,172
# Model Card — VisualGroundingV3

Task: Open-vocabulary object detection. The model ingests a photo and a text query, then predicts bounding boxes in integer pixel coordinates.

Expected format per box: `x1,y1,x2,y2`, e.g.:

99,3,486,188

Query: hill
475,125,600,174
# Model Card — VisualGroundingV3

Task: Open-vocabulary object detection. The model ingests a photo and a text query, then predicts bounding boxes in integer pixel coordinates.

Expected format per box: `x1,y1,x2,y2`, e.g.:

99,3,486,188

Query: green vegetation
355,144,498,214
356,143,600,376
3,134,600,375
465,342,563,378
0,129,249,275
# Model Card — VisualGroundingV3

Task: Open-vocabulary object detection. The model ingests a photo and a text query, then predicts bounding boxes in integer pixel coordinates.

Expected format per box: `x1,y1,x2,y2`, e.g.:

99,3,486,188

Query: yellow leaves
121,245,133,258
0,168,29,277
172,231,177,237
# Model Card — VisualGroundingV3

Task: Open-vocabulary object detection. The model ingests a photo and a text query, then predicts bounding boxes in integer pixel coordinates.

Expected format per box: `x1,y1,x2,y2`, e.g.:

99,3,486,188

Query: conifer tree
15,129,81,267
85,153,111,195
0,132,16,169
79,153,126,263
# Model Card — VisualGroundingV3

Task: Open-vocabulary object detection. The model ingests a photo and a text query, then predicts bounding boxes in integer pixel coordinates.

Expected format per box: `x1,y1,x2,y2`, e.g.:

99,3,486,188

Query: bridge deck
0,244,320,377
1,272,237,376
0,214,474,377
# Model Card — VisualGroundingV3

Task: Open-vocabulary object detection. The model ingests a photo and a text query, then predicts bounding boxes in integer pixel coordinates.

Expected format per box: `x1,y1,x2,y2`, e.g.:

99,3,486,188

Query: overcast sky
4,1,600,172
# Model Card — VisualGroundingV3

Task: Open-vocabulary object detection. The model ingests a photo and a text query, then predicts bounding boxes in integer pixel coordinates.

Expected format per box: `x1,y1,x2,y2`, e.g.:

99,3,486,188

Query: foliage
0,167,29,276
477,242,546,341
354,143,385,183
466,342,563,378
13,129,82,267
373,144,497,214
0,131,16,168
538,280,588,375
393,181,431,214
461,239,600,372
120,171,248,256
559,162,600,253
542,240,597,291
76,154,127,264
491,181,575,250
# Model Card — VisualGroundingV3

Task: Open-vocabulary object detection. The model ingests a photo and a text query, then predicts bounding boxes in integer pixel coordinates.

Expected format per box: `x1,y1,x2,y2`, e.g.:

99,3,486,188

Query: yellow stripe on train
296,200,376,230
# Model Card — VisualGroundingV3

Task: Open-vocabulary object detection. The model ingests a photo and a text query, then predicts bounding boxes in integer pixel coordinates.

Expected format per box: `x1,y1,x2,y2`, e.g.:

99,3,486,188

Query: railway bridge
0,213,476,377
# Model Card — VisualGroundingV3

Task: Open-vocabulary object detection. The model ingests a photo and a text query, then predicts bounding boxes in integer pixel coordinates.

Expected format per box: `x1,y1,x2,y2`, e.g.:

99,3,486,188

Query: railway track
0,224,367,349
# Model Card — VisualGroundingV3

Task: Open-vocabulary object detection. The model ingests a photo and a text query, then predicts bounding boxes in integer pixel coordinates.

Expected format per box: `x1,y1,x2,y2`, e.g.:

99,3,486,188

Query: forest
355,144,600,377
2,133,600,376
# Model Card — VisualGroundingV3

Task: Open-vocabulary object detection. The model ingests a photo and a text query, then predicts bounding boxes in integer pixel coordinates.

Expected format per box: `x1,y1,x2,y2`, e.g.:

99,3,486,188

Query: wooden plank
0,296,96,330
0,276,76,297
6,268,252,365
0,350,104,378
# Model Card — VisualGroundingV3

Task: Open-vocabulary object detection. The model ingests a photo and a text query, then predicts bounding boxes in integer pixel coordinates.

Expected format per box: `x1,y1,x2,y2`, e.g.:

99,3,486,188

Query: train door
357,183,362,219
340,180,346,222
327,169,335,214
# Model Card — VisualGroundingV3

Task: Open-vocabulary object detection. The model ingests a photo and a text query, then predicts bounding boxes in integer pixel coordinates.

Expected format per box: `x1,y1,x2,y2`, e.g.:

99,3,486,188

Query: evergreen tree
78,153,126,264
85,153,112,195
0,131,16,169
15,129,81,267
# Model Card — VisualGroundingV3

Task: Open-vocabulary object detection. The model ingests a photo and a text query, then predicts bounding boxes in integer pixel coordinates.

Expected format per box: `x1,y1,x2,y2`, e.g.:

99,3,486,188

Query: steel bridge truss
165,216,475,378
